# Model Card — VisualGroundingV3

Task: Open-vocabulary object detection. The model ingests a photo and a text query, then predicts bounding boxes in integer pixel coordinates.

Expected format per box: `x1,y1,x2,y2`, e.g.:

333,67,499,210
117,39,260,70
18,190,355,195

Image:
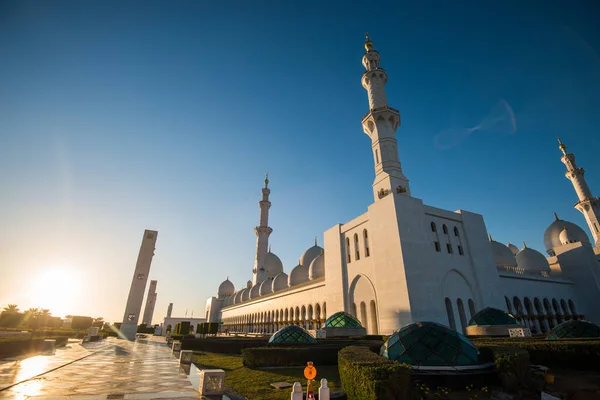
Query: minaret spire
559,140,600,247
360,34,410,202
253,175,273,285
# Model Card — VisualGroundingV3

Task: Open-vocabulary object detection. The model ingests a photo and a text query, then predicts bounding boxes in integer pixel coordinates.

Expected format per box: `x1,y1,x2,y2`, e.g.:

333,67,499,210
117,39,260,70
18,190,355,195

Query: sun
28,267,82,317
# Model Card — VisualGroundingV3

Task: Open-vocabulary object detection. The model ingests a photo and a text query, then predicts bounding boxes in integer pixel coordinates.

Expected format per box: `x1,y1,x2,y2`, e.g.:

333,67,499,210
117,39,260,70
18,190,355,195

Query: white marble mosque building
203,36,600,336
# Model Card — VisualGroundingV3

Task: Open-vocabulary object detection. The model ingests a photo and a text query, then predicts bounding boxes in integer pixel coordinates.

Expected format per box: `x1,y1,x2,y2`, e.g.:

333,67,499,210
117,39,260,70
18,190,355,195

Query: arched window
346,238,351,263
568,299,577,317
505,296,512,314
443,224,448,235
370,300,379,334
364,229,370,257
560,299,569,318
360,301,368,331
543,299,554,328
468,299,475,318
431,222,437,232
454,227,459,237
456,298,467,333
534,298,546,333
552,299,563,323
445,298,456,330
354,233,360,260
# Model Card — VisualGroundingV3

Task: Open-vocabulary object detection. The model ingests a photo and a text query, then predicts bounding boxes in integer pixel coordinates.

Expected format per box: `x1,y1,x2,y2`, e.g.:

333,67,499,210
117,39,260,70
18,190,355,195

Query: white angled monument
142,280,158,327
121,230,158,340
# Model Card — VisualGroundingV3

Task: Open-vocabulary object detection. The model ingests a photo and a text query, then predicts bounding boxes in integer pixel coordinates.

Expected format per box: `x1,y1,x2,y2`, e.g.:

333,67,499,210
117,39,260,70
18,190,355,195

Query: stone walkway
0,337,199,399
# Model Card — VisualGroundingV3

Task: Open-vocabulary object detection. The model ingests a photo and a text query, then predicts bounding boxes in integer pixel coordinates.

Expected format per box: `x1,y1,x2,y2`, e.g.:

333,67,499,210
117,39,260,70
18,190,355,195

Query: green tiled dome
269,325,316,344
324,312,362,328
381,322,481,370
468,307,519,326
547,320,600,339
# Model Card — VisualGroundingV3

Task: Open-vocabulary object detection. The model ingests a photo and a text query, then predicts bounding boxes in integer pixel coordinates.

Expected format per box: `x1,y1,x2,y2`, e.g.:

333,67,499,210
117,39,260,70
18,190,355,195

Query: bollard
179,350,193,365
319,378,330,400
291,382,303,400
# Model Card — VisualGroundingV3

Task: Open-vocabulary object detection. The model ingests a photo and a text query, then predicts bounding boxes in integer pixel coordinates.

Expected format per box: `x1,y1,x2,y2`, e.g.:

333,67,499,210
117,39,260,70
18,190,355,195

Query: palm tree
2,304,19,313
25,308,40,316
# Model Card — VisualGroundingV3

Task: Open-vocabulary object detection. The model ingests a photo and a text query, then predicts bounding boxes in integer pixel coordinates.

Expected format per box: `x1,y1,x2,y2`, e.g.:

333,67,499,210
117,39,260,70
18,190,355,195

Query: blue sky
1,1,599,323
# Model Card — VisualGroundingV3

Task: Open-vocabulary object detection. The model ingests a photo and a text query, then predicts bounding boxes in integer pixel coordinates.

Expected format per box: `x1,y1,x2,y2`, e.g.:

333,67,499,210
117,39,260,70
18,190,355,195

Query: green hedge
242,346,341,368
0,337,68,357
182,337,268,354
338,346,411,400
474,339,600,371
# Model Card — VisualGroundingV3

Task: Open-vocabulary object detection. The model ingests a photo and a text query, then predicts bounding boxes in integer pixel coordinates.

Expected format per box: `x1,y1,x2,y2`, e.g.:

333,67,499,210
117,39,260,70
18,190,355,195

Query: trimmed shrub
71,316,93,330
0,337,68,357
473,338,600,371
182,337,268,354
338,345,412,400
242,346,341,368
180,321,190,335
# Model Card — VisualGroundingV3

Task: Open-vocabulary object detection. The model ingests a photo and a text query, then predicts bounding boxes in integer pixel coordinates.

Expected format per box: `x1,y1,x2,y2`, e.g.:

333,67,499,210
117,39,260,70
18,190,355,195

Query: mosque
203,36,600,336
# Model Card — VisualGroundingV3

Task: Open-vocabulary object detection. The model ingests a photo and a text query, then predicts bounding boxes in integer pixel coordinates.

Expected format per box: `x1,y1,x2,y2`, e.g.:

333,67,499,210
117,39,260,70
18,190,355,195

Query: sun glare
27,267,82,317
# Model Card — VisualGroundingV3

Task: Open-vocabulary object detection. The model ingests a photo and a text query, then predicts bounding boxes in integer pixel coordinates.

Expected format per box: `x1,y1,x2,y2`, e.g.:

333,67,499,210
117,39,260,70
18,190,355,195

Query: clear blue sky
1,1,599,323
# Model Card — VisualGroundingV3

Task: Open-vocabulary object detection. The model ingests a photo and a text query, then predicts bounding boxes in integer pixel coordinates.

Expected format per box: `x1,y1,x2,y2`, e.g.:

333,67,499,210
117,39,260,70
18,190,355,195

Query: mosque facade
203,37,600,336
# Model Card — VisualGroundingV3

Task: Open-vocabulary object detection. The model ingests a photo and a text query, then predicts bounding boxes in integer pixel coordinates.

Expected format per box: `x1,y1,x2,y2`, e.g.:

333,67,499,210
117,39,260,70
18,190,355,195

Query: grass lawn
192,352,341,400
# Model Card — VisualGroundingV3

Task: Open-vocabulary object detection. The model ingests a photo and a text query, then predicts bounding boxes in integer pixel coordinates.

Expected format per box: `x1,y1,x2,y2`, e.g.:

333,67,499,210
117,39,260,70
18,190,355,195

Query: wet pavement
0,336,199,399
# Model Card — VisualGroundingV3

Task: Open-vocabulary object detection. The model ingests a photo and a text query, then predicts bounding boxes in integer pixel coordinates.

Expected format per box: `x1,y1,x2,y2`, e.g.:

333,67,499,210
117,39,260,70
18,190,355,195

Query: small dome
272,272,289,292
308,253,325,280
490,240,517,268
543,217,590,254
269,325,316,344
233,290,242,304
507,242,519,256
265,252,283,278
516,245,551,273
240,287,250,302
259,279,272,296
547,320,600,339
380,322,484,370
217,278,235,298
559,226,579,245
289,263,309,286
246,280,252,289
299,243,324,268
324,312,362,328
468,307,519,326
249,284,260,299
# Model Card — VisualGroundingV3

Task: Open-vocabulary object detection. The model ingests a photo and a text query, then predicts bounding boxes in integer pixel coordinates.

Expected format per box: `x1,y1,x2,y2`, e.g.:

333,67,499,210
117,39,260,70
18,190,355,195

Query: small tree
71,316,93,330
2,304,19,313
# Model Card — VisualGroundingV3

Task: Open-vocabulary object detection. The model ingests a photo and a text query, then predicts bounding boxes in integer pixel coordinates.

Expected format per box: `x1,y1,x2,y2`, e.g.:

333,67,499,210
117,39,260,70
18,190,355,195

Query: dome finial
314,236,318,246
364,32,373,51
488,233,493,242
558,137,567,153
554,212,559,221
522,241,527,249
264,172,269,188
268,245,271,253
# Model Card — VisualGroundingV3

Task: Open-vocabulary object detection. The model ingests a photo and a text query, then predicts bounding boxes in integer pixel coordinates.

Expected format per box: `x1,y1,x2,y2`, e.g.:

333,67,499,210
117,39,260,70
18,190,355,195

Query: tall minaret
142,280,157,327
252,174,273,285
559,138,600,246
361,33,410,202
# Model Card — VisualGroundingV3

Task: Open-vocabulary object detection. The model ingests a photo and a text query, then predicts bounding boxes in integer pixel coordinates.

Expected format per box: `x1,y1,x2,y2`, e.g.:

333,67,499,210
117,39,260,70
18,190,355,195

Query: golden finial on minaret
264,172,269,188
558,137,567,155
365,32,373,51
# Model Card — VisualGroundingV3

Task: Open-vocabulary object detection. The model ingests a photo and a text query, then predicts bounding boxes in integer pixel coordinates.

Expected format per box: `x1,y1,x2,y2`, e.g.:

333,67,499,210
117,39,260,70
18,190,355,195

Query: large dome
380,322,484,370
516,245,551,274
489,240,517,268
265,251,283,278
217,278,235,298
240,287,250,302
308,253,325,280
547,320,600,339
543,217,590,254
289,263,309,286
272,272,289,292
559,226,580,245
269,325,316,344
233,290,242,304
249,284,260,299
507,242,519,256
300,243,324,268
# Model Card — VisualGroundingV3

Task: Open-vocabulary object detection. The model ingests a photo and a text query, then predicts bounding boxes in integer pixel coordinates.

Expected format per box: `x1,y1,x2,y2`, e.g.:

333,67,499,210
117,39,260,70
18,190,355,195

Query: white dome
240,287,250,302
265,252,283,278
272,272,289,292
308,253,325,280
246,280,252,289
259,279,273,296
249,284,260,299
217,278,235,298
233,290,242,304
516,245,551,274
559,226,579,245
289,263,309,286
490,240,517,268
300,243,324,267
543,217,590,254
507,242,519,256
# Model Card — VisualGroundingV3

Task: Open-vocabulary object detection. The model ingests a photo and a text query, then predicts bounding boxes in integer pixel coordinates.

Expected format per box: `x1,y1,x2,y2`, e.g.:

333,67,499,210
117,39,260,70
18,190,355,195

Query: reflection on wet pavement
0,336,198,399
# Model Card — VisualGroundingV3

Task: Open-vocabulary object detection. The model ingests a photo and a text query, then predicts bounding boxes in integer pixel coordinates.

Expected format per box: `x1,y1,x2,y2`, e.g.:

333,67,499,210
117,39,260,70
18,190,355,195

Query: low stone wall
466,324,522,337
